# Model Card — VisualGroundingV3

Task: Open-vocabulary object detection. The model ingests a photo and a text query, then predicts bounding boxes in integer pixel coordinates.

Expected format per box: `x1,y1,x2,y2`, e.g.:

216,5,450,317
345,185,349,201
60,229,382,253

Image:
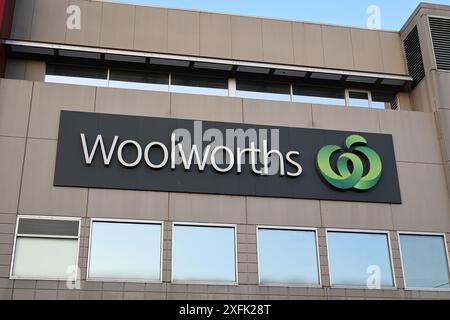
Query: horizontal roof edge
100,0,401,34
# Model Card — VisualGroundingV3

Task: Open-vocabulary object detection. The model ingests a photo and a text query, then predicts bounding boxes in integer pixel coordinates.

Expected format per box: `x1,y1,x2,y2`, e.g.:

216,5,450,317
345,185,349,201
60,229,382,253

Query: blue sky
112,0,450,30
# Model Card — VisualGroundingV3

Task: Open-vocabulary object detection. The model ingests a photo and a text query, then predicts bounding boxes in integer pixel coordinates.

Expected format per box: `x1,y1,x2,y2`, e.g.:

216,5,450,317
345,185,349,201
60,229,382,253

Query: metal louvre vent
404,26,425,89
17,218,79,237
390,97,399,110
429,17,450,71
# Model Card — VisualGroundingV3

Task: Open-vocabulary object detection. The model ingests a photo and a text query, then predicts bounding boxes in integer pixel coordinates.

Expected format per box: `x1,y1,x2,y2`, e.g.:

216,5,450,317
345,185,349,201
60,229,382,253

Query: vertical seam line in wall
310,103,315,127
85,189,90,220
28,0,36,40
99,1,105,46
240,98,244,123
320,25,325,65
169,91,172,117
197,12,200,56
166,9,169,52
98,1,104,46
318,200,323,229
376,108,382,133
229,16,234,59
93,87,97,112
388,204,395,238
245,196,248,225
259,18,264,62
378,32,386,72
290,22,295,64
15,81,34,214
132,5,136,49
348,29,356,69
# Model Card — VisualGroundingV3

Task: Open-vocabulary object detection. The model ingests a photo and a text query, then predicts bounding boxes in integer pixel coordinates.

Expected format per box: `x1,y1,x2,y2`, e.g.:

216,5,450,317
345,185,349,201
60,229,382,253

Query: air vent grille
429,17,450,71
403,25,425,89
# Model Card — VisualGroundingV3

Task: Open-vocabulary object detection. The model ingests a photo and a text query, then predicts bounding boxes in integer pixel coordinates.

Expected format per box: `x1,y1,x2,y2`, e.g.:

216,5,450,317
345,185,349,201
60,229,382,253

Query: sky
111,0,450,31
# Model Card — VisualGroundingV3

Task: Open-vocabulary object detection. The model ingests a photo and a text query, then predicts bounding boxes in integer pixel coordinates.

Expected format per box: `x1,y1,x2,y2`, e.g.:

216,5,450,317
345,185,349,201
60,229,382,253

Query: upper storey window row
45,63,398,110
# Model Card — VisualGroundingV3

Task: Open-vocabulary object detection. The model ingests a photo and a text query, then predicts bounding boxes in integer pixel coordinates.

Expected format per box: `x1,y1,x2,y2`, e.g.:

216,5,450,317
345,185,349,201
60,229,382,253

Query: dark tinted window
171,73,228,89
237,79,290,94
46,63,107,79
109,69,169,85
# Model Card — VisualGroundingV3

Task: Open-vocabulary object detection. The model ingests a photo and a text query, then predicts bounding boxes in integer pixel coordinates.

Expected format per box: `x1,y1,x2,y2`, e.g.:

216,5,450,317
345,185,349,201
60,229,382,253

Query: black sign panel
54,111,401,204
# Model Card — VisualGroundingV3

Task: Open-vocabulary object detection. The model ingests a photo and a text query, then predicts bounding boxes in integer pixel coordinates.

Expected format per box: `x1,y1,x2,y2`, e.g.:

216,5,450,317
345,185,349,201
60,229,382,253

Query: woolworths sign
54,111,401,204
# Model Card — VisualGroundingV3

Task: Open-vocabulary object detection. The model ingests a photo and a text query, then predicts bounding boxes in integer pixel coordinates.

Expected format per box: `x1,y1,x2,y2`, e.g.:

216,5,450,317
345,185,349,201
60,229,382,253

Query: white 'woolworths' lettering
80,133,303,176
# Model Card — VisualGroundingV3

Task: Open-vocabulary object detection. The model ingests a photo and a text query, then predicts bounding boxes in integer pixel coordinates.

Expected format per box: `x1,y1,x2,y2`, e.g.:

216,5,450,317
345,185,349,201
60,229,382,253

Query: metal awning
5,39,413,88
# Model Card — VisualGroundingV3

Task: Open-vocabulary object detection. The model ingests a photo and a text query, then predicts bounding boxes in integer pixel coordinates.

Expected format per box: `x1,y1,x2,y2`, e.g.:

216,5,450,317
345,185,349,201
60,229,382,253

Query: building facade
0,0,450,299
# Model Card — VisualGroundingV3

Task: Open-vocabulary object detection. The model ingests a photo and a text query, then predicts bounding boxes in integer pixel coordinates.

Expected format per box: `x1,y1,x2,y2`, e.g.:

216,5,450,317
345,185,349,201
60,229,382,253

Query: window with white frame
88,219,162,282
172,223,237,284
327,230,395,288
11,216,80,280
257,227,320,286
399,233,450,290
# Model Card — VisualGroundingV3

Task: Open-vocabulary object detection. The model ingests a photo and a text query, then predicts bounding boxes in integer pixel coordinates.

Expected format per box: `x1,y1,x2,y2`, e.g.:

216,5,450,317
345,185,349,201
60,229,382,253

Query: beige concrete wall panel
0,137,26,213
134,6,168,53
231,16,263,61
167,10,199,56
0,79,32,137
19,139,88,216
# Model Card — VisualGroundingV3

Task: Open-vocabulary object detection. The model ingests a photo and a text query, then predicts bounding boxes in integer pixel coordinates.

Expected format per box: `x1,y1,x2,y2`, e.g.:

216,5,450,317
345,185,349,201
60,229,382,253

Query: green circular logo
316,135,382,190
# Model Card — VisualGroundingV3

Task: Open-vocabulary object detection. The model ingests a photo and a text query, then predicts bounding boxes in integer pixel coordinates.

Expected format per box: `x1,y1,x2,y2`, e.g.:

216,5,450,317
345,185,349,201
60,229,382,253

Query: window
346,90,371,108
236,79,291,102
257,227,320,286
171,73,228,96
172,223,237,284
293,85,345,106
399,233,450,290
45,63,108,87
327,230,395,288
109,69,169,92
88,219,162,282
11,216,80,280
372,92,398,110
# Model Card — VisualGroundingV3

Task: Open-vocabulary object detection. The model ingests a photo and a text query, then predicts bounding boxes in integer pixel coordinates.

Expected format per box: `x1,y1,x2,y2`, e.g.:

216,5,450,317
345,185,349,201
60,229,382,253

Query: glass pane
236,80,290,102
348,91,370,108
399,234,450,289
371,101,386,109
109,69,169,92
258,228,319,285
45,64,108,87
12,237,78,279
46,64,108,79
109,69,169,84
372,92,396,110
172,225,236,283
89,221,162,281
45,75,108,87
327,231,394,288
293,85,345,106
171,73,228,96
